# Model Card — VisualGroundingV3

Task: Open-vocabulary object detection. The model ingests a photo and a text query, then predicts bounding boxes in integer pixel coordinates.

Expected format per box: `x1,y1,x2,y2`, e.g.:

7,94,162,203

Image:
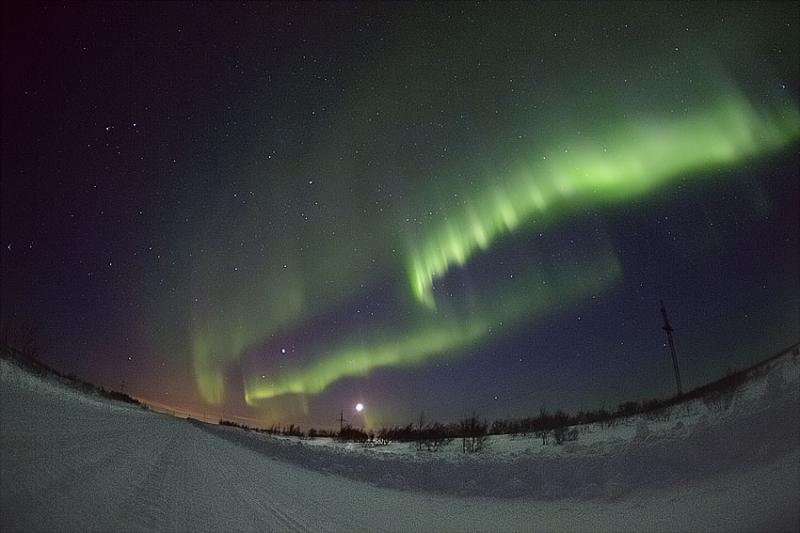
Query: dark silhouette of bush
1,315,44,360
409,411,451,452
220,419,247,429
459,413,488,453
416,422,453,452
283,424,304,437
310,428,336,438
377,423,415,443
337,424,368,442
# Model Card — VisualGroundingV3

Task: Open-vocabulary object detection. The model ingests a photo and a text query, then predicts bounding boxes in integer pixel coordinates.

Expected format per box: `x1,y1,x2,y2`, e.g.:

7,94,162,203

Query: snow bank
199,347,800,500
1,347,798,532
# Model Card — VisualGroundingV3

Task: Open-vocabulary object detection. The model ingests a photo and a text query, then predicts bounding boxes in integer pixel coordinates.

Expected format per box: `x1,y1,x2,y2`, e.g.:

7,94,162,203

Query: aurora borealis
407,94,800,308
2,2,799,429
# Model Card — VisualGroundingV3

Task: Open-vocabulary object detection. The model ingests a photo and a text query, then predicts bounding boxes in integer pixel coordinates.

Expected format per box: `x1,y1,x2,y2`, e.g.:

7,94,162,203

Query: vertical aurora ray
188,250,308,404
407,95,800,308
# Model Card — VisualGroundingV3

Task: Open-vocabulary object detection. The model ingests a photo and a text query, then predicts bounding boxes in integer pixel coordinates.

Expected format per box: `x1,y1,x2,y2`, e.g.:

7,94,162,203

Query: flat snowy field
1,348,798,532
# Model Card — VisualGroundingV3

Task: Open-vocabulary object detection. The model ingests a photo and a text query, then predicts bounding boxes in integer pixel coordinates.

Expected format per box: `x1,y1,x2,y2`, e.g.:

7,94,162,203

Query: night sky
2,2,798,429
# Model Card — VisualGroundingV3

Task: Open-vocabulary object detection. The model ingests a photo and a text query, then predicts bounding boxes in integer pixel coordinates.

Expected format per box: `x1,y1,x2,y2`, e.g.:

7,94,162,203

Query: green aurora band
244,252,622,402
407,94,800,308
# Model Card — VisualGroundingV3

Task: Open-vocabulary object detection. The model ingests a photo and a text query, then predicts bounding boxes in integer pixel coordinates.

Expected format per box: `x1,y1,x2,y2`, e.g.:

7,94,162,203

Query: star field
1,2,798,429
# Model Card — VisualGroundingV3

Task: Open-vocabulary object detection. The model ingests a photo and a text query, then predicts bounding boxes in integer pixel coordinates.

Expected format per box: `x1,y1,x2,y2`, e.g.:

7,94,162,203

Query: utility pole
660,300,683,396
337,410,347,433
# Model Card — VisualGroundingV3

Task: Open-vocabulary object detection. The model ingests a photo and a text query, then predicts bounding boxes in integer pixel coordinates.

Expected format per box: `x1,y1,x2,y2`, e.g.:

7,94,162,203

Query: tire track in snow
1,413,154,531
202,430,313,532
199,426,382,532
112,424,188,532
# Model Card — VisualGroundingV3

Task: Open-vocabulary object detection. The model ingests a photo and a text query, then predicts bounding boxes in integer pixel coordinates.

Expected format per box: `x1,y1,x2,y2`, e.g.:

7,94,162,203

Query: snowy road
1,359,798,532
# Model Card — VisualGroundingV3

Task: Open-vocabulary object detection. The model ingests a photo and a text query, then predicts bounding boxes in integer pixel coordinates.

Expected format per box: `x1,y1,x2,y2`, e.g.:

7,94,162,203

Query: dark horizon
3,321,798,435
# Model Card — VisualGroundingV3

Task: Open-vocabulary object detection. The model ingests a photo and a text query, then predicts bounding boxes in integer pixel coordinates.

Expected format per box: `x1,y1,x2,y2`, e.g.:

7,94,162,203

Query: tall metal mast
660,300,683,396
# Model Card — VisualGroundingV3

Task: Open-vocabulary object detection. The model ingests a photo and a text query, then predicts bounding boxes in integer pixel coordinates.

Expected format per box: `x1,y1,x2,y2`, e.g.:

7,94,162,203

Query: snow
1,347,799,532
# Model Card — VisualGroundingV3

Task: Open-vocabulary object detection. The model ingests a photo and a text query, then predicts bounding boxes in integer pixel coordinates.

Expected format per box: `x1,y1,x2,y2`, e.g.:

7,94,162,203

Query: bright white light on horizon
355,403,364,412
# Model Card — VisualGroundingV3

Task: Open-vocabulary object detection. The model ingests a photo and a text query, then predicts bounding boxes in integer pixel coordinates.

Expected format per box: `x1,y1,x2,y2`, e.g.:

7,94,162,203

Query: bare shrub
460,413,488,453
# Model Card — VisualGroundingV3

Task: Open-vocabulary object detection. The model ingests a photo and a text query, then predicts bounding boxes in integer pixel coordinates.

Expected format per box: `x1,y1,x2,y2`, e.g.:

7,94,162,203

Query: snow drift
1,346,798,532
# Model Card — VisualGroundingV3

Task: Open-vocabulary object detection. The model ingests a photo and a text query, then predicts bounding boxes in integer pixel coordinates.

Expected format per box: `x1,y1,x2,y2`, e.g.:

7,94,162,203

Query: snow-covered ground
1,347,798,532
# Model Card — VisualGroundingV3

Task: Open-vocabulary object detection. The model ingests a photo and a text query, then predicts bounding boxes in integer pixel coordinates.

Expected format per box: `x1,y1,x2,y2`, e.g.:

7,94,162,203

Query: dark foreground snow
1,350,798,532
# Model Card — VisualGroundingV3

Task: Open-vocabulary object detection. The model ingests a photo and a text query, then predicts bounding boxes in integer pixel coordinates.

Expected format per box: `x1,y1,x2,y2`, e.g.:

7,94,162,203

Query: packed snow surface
1,347,799,532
